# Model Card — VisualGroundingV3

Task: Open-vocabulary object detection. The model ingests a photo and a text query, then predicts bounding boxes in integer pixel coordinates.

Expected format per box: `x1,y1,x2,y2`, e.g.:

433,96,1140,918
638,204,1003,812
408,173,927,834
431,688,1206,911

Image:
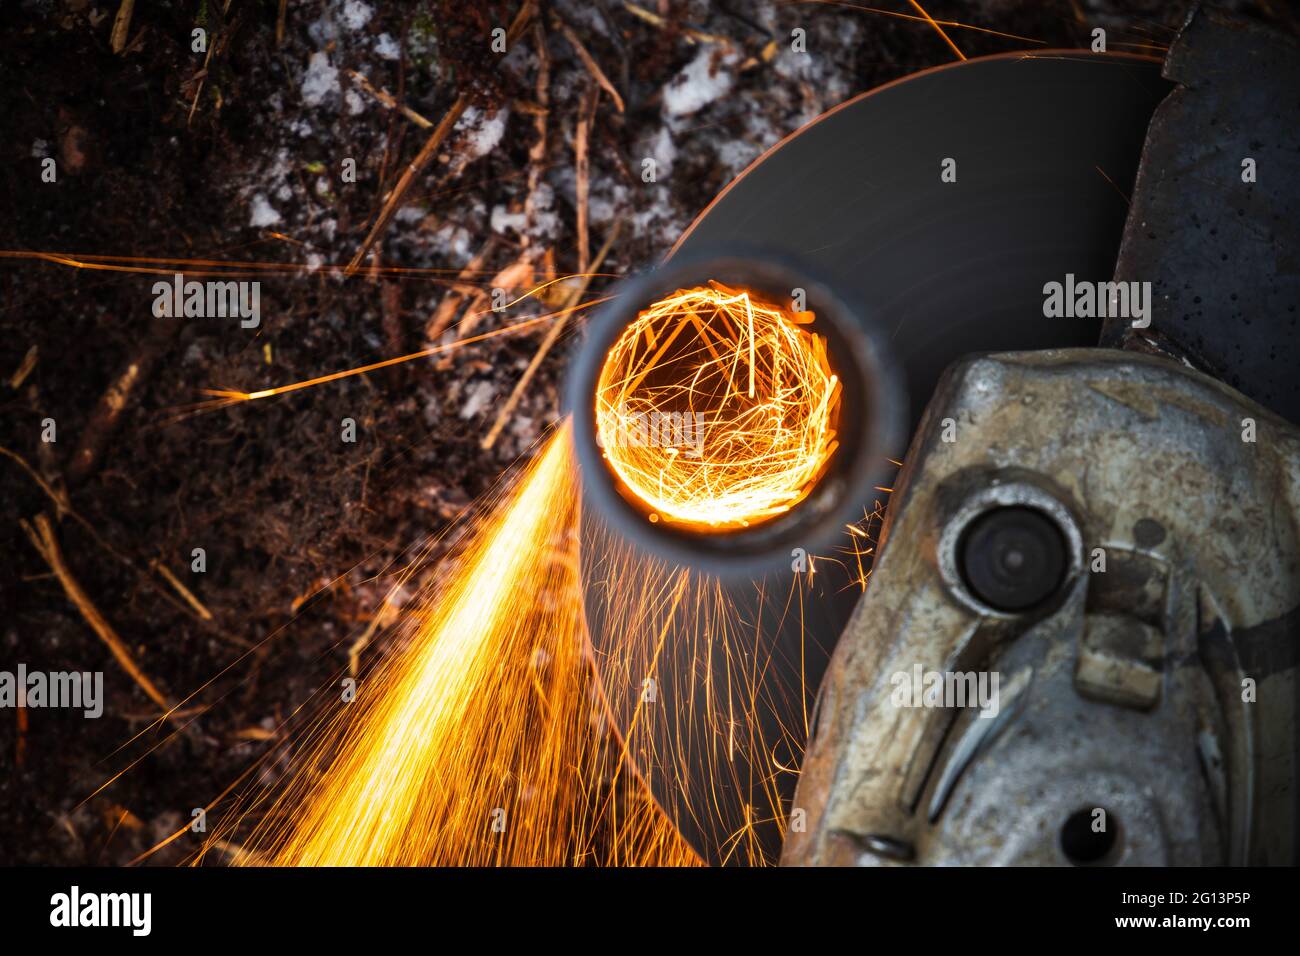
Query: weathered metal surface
784,349,1300,866
1103,7,1300,424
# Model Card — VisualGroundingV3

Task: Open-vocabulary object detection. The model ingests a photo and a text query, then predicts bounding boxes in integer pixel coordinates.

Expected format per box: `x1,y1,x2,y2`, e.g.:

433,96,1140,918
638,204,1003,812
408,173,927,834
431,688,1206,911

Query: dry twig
555,16,625,112
21,513,176,716
149,559,213,622
622,2,734,45
187,33,217,127
523,20,552,241
110,0,135,54
68,314,177,485
348,70,434,129
0,445,240,640
9,345,38,389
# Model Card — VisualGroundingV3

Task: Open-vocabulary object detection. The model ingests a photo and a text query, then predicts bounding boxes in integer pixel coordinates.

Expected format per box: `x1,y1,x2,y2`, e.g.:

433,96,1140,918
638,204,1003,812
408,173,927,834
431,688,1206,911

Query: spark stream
228,425,696,867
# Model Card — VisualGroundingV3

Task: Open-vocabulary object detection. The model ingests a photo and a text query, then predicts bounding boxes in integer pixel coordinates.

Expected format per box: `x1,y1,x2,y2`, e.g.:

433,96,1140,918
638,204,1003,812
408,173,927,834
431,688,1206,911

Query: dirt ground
0,0,1291,866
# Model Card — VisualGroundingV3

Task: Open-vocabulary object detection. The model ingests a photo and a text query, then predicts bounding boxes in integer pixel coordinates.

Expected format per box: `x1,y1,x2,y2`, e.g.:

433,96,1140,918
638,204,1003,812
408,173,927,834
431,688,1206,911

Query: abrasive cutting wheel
572,50,1169,865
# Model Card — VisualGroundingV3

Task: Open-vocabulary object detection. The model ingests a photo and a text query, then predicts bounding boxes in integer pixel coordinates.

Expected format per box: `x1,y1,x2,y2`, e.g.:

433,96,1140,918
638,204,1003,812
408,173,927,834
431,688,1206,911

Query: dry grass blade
556,16,625,112
149,559,213,622
348,70,433,129
21,513,177,716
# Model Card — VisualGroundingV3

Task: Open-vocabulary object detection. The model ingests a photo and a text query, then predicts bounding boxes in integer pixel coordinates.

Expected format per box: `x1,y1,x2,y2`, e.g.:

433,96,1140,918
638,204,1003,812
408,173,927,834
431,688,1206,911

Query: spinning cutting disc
579,51,1169,865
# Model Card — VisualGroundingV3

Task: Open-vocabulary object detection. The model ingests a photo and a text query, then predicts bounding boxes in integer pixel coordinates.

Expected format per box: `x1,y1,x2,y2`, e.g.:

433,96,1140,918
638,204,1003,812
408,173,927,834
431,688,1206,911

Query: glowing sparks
60,260,867,869
905,0,967,60
222,425,696,867
194,295,612,409
202,311,570,404
595,283,841,529
185,286,877,868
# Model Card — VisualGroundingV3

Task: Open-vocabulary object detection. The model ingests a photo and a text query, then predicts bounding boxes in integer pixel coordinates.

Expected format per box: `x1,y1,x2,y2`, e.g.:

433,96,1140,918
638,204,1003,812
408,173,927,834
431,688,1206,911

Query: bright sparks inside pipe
595,282,841,530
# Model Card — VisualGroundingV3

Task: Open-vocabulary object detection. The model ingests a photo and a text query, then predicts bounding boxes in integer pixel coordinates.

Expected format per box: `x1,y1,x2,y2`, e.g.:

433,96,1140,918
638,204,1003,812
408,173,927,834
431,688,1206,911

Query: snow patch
340,0,373,31
374,33,401,60
716,138,760,178
588,182,629,226
491,206,528,236
249,194,282,228
455,107,509,162
663,48,738,117
649,126,676,177
526,182,561,239
459,381,497,419
431,222,473,263
301,52,339,107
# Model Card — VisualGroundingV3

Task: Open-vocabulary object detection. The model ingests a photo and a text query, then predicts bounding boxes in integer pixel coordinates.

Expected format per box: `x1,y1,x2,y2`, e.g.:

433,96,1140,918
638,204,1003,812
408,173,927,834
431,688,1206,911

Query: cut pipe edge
566,245,906,579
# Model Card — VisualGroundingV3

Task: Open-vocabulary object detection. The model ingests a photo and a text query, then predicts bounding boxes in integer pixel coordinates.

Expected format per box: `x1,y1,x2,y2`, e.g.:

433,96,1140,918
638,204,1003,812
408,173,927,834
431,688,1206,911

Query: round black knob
958,506,1067,612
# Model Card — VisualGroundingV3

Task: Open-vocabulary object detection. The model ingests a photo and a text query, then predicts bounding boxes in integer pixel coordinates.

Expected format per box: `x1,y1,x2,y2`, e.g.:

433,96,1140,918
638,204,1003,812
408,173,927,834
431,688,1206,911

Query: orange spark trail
195,338,880,866
226,424,696,866
0,249,615,287
208,281,878,868
203,297,609,405
794,1,1044,45
906,0,967,60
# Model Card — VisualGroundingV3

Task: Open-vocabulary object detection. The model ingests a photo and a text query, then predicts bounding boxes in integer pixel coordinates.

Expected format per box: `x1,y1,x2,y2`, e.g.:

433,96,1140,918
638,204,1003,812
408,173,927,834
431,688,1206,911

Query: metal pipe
566,246,904,578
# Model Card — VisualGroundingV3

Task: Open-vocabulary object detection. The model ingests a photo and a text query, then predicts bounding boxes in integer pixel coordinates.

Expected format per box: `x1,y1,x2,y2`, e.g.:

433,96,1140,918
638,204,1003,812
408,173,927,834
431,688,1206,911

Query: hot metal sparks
223,424,697,867
197,281,854,867
595,283,841,529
